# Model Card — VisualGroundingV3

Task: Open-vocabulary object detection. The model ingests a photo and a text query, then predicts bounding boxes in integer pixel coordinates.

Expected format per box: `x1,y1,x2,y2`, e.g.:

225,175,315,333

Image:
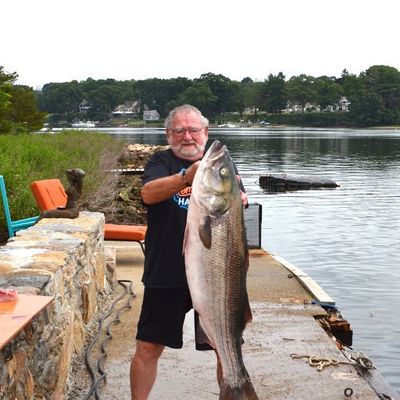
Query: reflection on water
98,126,400,391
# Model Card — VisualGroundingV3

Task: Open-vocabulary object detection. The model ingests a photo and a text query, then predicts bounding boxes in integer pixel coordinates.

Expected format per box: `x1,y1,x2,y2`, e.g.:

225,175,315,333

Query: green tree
41,81,82,120
314,76,344,110
286,74,317,113
7,85,46,132
240,79,264,117
0,67,45,133
176,83,218,118
0,67,17,132
349,91,385,126
361,65,400,123
362,65,400,109
263,73,287,114
195,73,238,116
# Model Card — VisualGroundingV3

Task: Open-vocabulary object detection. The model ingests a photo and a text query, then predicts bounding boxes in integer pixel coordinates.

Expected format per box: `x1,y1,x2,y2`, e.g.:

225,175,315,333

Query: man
130,104,247,399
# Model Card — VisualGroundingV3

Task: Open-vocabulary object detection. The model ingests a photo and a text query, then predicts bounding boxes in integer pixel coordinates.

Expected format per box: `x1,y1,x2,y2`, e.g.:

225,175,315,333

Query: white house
335,96,351,112
283,96,351,113
112,101,141,116
78,99,91,114
143,110,160,121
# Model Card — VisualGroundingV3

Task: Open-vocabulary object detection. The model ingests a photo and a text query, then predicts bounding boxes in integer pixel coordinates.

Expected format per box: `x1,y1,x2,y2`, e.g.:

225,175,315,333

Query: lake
97,126,400,391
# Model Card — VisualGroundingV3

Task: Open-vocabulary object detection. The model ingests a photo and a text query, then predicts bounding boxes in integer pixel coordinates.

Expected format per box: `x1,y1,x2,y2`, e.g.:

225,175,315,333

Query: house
335,96,351,112
282,102,320,113
143,110,160,121
78,99,91,114
322,97,351,112
283,96,351,113
112,101,141,117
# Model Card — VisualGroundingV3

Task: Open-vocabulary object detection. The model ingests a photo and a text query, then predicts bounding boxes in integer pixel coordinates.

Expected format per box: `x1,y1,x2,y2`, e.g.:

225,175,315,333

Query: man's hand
184,161,201,186
237,175,248,207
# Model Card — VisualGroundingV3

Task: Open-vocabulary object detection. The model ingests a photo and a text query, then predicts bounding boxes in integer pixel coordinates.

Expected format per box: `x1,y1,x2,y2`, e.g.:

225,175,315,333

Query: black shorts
136,286,213,350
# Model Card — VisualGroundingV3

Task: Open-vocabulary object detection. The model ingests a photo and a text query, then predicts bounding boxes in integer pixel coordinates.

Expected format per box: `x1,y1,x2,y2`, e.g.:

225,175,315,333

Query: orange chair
30,179,146,254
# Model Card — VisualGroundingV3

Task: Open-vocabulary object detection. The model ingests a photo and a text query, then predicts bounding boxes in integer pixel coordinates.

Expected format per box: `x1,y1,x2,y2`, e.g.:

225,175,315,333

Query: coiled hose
83,279,136,400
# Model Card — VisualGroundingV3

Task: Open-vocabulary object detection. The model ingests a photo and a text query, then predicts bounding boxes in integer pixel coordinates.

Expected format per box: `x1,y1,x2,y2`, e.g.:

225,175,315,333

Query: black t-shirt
141,149,193,288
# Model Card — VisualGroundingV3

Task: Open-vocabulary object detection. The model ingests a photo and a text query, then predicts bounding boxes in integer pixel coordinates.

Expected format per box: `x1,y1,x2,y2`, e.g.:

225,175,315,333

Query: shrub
0,131,125,239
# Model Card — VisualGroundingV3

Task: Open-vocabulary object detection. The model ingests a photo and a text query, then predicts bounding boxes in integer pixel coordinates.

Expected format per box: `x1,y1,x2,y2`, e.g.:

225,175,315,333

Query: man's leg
130,340,165,400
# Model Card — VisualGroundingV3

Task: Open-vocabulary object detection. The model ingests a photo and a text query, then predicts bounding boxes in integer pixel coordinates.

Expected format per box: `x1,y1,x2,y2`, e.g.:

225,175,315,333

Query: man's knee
135,340,164,362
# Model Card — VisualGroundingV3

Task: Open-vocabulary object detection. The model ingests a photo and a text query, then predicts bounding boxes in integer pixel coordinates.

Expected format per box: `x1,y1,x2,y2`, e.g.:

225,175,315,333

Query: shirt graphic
173,187,191,210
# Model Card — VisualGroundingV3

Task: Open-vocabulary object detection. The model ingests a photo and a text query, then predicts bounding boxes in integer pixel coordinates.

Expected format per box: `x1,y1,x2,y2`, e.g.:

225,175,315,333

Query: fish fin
243,292,253,325
219,376,258,400
195,312,214,349
198,216,212,249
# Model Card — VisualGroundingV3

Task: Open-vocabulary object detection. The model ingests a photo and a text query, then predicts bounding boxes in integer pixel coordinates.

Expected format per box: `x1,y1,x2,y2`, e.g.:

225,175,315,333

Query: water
98,126,400,391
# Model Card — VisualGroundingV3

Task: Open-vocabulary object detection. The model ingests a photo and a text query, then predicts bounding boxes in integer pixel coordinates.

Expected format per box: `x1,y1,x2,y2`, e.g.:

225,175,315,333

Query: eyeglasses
168,127,203,137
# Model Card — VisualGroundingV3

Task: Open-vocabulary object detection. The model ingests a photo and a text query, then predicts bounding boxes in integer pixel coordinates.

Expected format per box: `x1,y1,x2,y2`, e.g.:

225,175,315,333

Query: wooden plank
272,254,335,304
0,294,53,350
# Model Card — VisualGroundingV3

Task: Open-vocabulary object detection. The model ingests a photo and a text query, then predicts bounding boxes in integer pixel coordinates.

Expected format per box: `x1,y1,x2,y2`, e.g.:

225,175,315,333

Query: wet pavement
78,242,388,400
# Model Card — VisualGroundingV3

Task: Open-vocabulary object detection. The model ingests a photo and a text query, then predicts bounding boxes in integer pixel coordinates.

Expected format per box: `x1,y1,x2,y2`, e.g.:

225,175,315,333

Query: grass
0,130,125,239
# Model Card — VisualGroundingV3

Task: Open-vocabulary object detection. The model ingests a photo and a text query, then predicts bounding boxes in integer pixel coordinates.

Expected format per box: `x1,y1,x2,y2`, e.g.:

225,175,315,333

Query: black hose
83,280,136,400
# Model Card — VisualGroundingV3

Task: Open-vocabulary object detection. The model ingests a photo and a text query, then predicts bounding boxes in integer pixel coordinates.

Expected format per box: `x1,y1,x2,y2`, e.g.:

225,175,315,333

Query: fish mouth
206,140,227,162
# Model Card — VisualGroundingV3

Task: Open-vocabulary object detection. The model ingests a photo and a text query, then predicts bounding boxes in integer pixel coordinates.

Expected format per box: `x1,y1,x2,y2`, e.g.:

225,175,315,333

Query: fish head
193,140,240,216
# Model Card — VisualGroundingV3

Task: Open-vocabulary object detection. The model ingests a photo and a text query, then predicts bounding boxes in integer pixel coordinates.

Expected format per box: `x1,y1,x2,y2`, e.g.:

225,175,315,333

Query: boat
217,123,238,128
71,121,96,128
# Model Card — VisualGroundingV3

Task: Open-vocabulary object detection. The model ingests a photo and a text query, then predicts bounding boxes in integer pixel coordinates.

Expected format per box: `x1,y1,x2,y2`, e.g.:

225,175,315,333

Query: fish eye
219,167,229,178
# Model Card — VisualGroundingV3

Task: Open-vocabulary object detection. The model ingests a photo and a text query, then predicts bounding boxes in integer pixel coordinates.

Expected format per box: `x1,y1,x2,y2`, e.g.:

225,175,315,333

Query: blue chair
0,175,39,238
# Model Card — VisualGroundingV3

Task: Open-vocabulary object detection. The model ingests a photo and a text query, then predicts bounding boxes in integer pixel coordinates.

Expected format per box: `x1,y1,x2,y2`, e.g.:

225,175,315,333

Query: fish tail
219,378,258,400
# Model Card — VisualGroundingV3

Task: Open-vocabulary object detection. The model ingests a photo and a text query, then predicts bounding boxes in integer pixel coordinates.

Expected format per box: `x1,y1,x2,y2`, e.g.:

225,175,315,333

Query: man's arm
141,162,200,205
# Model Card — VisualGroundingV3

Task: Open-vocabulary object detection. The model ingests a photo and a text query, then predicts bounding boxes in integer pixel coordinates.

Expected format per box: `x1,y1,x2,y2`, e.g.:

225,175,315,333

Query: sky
2,0,400,89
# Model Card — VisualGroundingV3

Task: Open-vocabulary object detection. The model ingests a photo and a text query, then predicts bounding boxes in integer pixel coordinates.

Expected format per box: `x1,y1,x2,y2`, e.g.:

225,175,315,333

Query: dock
71,242,399,400
259,174,339,191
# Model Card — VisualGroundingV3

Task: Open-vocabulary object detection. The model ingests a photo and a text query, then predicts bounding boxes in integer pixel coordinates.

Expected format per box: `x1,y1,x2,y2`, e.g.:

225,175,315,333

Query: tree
7,85,46,131
313,76,344,110
263,73,287,114
349,91,385,126
195,73,238,116
0,66,45,133
240,79,264,117
362,65,400,109
361,65,400,123
286,74,317,113
0,67,17,132
41,81,82,118
176,83,218,118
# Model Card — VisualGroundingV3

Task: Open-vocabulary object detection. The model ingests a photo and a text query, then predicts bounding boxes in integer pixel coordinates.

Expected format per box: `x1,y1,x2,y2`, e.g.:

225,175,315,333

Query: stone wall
0,211,115,399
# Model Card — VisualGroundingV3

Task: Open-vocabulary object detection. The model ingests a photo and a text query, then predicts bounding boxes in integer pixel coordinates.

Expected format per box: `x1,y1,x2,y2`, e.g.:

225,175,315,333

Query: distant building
143,110,160,121
78,99,91,114
335,96,351,112
282,102,320,113
323,97,351,112
112,101,141,117
283,96,351,113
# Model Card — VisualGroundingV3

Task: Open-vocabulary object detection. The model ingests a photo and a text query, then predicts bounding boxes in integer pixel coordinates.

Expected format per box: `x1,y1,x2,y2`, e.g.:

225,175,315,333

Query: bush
0,131,125,239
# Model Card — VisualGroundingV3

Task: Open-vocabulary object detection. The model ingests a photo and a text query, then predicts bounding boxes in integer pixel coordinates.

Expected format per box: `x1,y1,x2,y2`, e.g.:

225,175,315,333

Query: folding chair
30,178,146,254
0,175,39,238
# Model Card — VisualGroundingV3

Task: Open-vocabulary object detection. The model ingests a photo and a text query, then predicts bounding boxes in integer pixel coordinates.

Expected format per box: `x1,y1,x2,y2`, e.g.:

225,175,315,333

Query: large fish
184,140,258,400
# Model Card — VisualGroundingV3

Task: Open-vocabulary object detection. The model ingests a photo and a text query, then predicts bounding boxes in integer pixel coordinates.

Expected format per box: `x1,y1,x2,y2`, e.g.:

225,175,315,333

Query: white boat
71,121,96,128
217,123,237,128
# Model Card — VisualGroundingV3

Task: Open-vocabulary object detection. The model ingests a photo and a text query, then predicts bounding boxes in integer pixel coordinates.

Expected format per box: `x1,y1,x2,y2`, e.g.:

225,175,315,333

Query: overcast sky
2,0,400,89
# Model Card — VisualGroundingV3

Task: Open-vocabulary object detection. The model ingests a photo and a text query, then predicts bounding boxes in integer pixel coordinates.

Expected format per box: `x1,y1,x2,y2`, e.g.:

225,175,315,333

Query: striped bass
184,140,258,399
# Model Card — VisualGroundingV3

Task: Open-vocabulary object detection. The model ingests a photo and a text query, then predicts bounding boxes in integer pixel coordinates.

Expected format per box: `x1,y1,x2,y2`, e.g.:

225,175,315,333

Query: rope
290,351,375,372
83,280,136,400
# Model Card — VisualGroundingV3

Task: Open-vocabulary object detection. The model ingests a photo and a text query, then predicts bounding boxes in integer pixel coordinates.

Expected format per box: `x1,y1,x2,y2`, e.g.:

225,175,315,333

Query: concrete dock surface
80,241,397,400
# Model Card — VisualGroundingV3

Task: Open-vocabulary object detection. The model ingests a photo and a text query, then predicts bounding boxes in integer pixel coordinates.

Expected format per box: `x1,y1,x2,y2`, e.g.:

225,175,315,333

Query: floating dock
73,242,399,400
259,173,340,191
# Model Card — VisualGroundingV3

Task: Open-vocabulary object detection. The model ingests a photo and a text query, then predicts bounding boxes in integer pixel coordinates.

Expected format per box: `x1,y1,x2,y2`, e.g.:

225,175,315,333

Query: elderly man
130,104,247,399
